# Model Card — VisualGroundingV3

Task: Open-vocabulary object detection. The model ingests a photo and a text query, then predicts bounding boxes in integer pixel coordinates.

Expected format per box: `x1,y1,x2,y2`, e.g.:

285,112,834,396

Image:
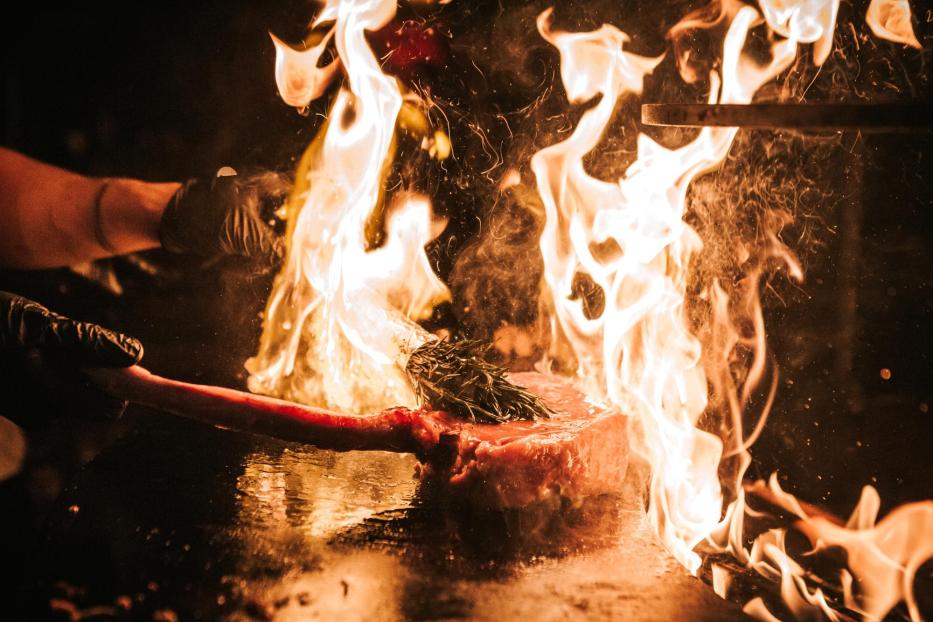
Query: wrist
98,178,181,255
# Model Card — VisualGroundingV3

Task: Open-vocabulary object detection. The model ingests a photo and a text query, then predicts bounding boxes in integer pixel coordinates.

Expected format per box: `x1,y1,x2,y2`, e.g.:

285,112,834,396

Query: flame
756,0,840,65
746,527,841,621
797,484,933,621
270,28,340,108
742,476,933,621
533,0,931,618
253,0,931,618
532,4,795,572
248,0,449,413
866,0,922,49
744,596,785,621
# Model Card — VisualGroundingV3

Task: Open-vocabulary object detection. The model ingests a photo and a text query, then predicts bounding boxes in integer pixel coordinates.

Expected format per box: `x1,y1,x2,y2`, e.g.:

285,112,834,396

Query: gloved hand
159,169,288,265
0,291,143,428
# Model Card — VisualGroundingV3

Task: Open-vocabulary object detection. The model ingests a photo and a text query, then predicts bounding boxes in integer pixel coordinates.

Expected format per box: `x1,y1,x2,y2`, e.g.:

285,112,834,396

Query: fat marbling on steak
87,367,630,509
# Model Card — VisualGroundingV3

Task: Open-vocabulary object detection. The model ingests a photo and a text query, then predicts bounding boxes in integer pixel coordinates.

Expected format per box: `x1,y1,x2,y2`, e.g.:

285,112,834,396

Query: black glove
0,291,143,428
159,169,288,265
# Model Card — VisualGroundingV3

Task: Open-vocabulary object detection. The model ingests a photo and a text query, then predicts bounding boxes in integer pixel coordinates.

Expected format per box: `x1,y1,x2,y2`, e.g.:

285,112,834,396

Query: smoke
327,0,928,384
448,186,545,337
432,0,925,363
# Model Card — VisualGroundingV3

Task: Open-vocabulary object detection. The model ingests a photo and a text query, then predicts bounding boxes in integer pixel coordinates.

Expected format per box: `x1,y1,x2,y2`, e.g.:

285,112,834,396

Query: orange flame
249,0,449,413
534,1,932,618
254,0,932,618
270,29,340,109
866,0,922,49
741,476,933,621
757,0,841,65
532,4,795,572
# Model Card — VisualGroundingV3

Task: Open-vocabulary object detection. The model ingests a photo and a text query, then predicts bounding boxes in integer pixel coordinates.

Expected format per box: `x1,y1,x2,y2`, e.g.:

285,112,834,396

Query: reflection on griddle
236,448,418,537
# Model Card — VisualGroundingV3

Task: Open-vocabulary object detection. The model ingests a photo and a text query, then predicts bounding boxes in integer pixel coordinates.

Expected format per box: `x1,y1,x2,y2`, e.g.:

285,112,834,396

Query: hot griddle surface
28,406,748,621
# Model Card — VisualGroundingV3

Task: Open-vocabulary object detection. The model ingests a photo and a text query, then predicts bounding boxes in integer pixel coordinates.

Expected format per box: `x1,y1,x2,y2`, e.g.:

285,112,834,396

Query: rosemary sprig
405,339,552,424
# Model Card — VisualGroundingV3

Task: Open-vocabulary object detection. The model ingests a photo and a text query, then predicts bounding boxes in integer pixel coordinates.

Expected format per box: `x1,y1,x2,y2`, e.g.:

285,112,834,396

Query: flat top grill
31,409,747,621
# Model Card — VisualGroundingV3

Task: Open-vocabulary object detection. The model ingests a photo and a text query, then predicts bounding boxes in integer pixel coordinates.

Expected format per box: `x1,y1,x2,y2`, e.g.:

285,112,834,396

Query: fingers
246,170,291,203
159,171,289,265
224,172,288,264
248,223,285,266
232,210,286,265
1,292,137,426
0,292,53,348
251,173,289,264
1,291,143,367
45,319,144,367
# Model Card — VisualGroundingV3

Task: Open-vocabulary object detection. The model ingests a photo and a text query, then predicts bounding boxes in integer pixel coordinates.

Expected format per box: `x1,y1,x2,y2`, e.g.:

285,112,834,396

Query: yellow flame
746,527,842,620
756,0,841,65
270,29,340,108
712,563,732,598
249,0,449,413
744,596,785,621
751,476,933,621
254,1,932,617
532,4,795,572
534,2,932,617
866,0,922,49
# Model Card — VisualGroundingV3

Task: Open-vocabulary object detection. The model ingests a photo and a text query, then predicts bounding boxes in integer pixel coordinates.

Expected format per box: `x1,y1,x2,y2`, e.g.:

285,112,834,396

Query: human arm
0,147,286,269
0,147,179,269
0,291,143,427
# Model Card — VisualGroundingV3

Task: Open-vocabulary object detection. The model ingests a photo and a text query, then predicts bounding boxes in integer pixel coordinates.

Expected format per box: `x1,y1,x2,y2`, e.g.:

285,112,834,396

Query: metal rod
641,103,933,130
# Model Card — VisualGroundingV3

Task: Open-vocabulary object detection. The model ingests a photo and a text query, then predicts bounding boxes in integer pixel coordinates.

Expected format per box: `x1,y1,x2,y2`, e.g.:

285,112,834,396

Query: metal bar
641,103,933,130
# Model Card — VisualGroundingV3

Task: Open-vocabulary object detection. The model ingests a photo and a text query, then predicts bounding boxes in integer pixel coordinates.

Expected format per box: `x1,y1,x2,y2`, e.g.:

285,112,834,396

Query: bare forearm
0,148,180,269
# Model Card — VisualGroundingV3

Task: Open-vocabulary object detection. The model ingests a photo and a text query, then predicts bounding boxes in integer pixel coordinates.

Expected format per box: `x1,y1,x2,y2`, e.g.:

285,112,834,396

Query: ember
5,1,931,620
250,0,546,423
244,0,930,618
248,0,452,415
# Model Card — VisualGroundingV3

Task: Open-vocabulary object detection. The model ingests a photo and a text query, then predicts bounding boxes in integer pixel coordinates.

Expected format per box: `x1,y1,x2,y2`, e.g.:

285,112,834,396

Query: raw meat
86,367,629,508
420,372,629,508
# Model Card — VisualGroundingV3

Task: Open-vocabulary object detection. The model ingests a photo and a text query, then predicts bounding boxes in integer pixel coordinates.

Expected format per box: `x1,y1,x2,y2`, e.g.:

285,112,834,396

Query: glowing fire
270,29,339,108
531,0,931,618
757,0,840,65
866,0,922,49
739,476,933,620
532,3,796,572
252,0,930,618
248,0,449,413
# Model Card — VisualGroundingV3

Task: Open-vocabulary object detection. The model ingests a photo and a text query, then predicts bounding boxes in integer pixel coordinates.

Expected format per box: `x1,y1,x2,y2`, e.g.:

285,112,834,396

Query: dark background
0,2,317,616
1,0,931,619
